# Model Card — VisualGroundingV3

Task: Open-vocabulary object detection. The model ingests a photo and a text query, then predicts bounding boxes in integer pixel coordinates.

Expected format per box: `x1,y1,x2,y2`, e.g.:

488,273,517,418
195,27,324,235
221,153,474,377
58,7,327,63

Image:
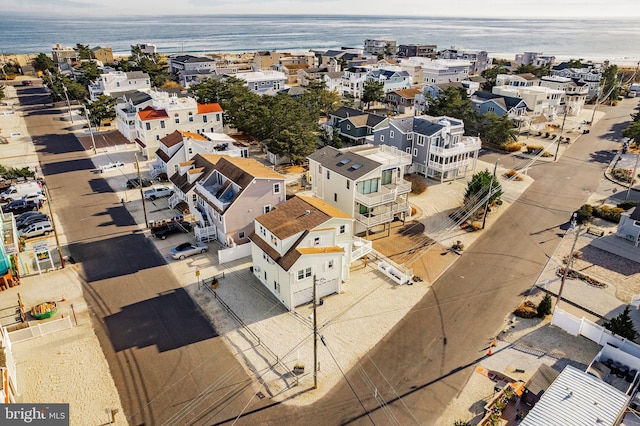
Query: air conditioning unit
254,266,261,273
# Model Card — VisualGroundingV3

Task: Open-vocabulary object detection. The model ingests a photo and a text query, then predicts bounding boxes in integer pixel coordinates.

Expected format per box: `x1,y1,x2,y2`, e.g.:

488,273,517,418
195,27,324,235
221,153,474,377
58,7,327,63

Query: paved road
16,85,266,426
221,100,638,425
17,78,640,426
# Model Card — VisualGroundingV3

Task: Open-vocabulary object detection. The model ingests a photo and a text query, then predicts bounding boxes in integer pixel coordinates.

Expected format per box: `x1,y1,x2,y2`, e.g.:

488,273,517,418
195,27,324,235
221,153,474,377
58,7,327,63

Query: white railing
354,181,411,207
351,237,373,262
7,316,73,344
168,193,184,209
195,225,216,243
428,138,481,156
195,182,230,212
428,158,474,173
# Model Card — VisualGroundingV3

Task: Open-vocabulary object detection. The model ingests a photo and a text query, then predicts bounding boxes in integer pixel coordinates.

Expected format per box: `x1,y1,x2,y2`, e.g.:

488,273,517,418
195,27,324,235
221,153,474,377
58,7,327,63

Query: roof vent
348,163,363,171
305,210,311,215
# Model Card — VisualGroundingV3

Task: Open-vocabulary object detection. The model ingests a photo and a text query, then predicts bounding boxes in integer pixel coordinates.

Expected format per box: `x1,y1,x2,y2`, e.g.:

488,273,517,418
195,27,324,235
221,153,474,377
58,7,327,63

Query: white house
307,145,412,235
551,62,602,100
88,71,151,101
539,75,589,116
341,66,369,99
366,69,412,93
495,73,539,88
116,90,224,159
151,130,249,180
249,195,365,310
234,70,286,95
493,85,564,119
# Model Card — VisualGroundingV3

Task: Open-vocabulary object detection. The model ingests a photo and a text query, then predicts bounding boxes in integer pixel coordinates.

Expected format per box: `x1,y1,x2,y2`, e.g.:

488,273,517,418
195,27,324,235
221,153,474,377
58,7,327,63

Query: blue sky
5,0,640,18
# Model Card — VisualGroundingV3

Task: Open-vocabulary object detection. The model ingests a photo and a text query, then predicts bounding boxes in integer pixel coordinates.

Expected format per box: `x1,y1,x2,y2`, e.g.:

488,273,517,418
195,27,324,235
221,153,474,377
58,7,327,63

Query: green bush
537,293,553,317
593,205,624,223
404,174,427,195
575,204,593,224
617,201,639,211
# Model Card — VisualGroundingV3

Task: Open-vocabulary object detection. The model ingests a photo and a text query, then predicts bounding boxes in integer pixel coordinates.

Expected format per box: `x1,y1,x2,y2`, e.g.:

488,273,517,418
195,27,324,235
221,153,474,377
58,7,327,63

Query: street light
61,82,73,124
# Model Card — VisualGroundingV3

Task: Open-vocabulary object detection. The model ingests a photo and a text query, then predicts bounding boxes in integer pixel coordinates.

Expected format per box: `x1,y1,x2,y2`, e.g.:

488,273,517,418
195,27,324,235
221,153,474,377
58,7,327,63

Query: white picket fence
552,307,640,358
7,316,73,344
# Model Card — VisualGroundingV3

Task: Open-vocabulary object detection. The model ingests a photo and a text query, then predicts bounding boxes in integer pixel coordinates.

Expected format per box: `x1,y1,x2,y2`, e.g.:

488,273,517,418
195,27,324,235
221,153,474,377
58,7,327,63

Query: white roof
520,365,629,426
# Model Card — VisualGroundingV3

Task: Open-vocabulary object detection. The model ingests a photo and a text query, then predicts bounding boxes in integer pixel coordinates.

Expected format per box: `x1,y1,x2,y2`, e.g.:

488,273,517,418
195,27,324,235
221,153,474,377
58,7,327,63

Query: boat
31,301,57,320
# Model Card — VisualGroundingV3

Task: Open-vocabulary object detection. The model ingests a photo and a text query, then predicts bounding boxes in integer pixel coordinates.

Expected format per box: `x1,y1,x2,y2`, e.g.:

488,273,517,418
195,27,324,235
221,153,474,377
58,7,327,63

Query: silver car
170,242,208,260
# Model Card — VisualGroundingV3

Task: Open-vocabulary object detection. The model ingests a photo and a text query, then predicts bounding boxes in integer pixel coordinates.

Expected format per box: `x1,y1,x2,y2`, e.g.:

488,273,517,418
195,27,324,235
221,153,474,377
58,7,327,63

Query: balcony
428,158,474,173
351,236,372,262
354,201,410,227
429,137,481,157
1,213,18,256
195,182,233,212
354,180,411,207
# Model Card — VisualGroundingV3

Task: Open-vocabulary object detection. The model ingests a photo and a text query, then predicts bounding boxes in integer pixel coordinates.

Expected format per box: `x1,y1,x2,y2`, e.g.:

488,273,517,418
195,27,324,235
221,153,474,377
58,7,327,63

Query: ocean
2,14,640,65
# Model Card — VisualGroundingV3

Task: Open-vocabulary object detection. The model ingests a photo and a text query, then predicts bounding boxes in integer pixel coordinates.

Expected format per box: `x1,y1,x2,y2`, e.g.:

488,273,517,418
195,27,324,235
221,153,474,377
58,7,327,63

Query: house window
327,260,334,270
297,267,312,280
339,224,346,234
188,112,194,122
145,122,151,131
356,178,379,195
174,164,179,172
298,270,304,280
273,183,281,194
203,115,208,123
417,135,424,146
192,194,197,203
160,120,165,129
264,205,271,214
413,148,418,157
239,231,245,239
346,181,350,189
274,281,280,293
390,130,394,138
188,147,193,155
305,267,312,277
254,83,259,91
156,135,160,140
313,236,321,246
334,193,337,202
346,124,351,130
216,114,220,122
174,114,180,124
406,147,411,153
326,170,330,179
381,169,393,185
380,135,384,142
407,134,412,140
210,128,215,132
271,234,277,245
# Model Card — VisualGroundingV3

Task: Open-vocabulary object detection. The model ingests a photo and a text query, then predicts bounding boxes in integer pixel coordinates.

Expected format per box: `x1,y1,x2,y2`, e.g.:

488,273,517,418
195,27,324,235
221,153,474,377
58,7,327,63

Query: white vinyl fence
552,307,640,358
7,316,73,344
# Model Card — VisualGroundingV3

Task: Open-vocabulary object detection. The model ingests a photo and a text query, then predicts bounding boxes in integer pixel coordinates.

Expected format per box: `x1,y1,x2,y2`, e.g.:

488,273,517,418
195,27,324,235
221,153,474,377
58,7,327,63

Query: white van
1,182,42,201
19,221,53,239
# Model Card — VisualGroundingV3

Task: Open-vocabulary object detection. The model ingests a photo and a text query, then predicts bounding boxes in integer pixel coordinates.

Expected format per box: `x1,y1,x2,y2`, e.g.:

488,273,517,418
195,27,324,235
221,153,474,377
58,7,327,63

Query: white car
19,221,53,239
99,162,125,173
144,185,173,200
22,192,47,205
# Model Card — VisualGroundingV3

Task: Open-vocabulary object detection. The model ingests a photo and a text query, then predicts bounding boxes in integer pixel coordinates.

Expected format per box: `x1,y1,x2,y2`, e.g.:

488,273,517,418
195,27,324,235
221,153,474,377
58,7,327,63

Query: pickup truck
143,185,173,200
150,220,192,240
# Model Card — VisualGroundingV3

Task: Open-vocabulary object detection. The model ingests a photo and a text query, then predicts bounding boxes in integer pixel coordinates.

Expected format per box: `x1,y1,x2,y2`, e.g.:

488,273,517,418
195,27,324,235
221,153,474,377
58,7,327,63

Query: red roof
134,138,146,148
138,106,169,121
197,103,223,114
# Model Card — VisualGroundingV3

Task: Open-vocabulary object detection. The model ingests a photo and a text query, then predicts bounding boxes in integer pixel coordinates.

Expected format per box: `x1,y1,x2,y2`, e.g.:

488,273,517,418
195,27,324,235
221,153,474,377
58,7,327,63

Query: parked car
15,211,47,226
144,185,173,200
170,241,208,259
2,199,40,214
125,178,153,189
151,220,192,240
19,221,53,239
99,162,125,173
17,213,49,229
21,192,46,207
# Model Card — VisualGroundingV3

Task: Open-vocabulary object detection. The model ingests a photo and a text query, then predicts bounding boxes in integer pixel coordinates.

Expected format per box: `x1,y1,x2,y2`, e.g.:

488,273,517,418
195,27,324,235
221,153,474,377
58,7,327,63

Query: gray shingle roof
307,146,380,180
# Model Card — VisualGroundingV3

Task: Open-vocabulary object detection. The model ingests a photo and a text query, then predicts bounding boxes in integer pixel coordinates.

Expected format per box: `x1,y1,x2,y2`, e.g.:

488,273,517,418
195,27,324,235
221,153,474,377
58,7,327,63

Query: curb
604,151,640,193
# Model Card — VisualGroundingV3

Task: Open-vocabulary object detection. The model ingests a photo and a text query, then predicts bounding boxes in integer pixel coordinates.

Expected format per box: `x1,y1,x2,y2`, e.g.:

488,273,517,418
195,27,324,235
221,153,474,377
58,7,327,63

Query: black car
126,178,153,189
2,199,40,214
16,212,49,229
150,220,192,240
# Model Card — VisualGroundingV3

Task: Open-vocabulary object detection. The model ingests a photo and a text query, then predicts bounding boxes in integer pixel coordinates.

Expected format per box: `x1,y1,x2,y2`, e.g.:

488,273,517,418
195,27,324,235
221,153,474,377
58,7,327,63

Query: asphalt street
15,85,266,426
15,80,640,425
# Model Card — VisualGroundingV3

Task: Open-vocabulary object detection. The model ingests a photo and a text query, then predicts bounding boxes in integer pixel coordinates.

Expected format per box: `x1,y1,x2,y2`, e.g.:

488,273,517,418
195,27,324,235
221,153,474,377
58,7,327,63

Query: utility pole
313,274,318,390
482,159,499,230
554,107,569,162
554,213,579,311
136,154,149,228
83,106,97,155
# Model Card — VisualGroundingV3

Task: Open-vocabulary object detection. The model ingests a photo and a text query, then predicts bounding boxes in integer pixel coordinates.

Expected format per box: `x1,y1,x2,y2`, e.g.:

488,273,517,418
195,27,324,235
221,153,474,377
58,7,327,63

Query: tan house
91,46,114,65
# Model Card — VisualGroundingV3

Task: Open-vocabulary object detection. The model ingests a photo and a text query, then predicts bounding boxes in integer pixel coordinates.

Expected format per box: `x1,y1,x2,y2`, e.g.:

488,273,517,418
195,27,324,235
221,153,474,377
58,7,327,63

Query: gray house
328,107,388,144
372,115,481,182
470,91,529,119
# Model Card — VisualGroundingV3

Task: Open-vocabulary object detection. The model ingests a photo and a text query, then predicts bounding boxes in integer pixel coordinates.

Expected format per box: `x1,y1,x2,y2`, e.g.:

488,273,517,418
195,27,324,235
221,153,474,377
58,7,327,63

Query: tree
481,63,507,92
622,121,640,146
362,80,385,110
78,61,101,85
427,87,479,134
604,306,637,341
515,63,550,78
479,113,517,147
303,79,341,117
85,95,116,129
75,43,92,60
33,53,56,74
601,65,621,104
44,73,88,102
464,169,503,208
537,293,553,318
567,59,584,68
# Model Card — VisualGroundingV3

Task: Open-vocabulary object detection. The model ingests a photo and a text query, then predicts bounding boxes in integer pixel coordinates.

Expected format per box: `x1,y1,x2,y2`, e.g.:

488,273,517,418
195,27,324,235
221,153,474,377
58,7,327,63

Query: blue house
470,91,529,120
